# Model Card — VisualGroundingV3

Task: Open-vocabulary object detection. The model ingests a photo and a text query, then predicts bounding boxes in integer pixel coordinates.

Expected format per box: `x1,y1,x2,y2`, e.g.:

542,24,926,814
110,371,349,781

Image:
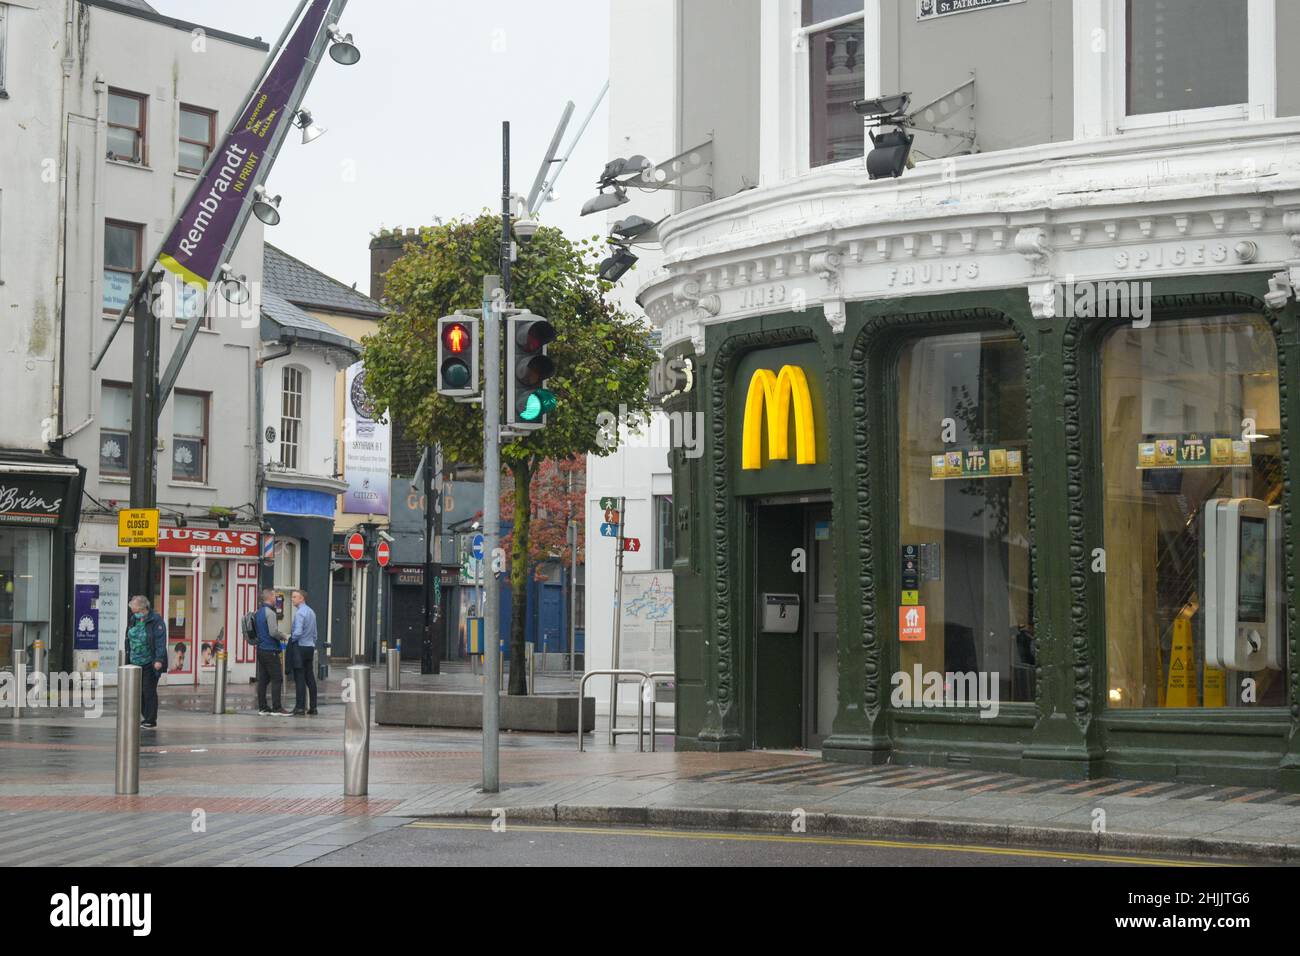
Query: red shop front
154,527,262,686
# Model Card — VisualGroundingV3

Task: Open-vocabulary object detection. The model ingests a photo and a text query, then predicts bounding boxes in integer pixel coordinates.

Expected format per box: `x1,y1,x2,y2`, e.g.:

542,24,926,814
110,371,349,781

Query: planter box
375,690,595,733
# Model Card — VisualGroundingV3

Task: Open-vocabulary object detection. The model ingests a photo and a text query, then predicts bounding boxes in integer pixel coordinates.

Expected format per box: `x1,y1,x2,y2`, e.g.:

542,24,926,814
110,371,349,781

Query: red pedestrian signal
437,315,478,397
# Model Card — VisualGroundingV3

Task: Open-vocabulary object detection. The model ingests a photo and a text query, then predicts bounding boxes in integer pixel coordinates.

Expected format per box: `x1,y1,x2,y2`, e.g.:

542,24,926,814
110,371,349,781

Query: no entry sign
376,540,391,567
347,532,365,562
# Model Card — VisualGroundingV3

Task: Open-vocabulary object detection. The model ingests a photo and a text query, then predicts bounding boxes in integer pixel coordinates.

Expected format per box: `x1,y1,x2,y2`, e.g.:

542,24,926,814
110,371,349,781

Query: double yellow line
406,821,1220,866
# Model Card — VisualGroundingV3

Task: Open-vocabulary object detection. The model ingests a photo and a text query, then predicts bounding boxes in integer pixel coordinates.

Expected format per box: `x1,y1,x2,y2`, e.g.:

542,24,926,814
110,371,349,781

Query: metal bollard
117,645,126,669
115,665,141,794
31,640,46,695
343,664,370,796
11,648,26,718
212,650,228,715
386,640,400,691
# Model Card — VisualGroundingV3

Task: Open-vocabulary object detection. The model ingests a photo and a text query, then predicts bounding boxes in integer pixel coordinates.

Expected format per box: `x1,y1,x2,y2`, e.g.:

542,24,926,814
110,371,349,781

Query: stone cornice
638,119,1300,352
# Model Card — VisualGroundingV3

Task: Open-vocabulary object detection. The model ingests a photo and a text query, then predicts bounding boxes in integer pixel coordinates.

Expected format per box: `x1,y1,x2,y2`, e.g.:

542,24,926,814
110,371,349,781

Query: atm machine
1202,498,1283,673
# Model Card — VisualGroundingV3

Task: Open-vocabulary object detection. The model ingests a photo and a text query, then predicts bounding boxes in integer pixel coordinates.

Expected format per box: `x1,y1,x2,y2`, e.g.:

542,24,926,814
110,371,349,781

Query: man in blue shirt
253,589,290,716
289,589,319,716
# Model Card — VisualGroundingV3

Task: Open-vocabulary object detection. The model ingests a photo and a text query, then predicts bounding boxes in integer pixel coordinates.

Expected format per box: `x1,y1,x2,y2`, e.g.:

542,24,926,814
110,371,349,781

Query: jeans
257,649,283,711
141,665,161,723
293,646,317,711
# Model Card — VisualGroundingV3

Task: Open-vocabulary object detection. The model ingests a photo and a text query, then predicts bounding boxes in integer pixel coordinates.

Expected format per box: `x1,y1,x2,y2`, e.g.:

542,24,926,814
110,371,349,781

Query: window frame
0,4,10,100
1074,0,1275,138
279,365,305,472
172,389,210,485
99,381,133,479
177,104,216,175
761,0,882,182
103,220,143,317
106,88,148,165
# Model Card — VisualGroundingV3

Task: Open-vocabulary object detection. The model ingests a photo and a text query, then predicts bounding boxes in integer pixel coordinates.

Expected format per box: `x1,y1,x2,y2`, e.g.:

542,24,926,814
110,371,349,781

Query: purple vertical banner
74,584,100,651
157,0,332,290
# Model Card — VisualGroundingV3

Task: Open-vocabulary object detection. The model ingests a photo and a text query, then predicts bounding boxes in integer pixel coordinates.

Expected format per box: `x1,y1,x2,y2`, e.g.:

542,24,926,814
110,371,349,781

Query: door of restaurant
751,501,838,750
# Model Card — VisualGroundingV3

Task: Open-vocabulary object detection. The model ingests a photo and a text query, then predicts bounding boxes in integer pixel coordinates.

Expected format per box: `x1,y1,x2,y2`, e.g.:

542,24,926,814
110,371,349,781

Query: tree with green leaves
361,213,655,694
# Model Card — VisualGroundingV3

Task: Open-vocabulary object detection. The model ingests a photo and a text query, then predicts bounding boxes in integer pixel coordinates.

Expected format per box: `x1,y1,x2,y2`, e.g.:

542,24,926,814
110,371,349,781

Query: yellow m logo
741,366,817,470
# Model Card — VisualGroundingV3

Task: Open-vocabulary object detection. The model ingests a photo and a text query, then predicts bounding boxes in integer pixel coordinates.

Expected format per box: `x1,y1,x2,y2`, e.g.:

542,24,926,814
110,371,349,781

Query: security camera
378,530,395,544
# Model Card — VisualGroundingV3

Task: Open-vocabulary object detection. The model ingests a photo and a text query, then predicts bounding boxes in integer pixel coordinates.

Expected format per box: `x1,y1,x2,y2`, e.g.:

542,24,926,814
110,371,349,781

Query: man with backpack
249,589,290,716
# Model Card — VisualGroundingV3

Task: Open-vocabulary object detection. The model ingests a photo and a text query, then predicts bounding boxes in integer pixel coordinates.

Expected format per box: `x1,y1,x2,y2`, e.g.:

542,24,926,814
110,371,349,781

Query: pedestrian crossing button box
762,593,800,633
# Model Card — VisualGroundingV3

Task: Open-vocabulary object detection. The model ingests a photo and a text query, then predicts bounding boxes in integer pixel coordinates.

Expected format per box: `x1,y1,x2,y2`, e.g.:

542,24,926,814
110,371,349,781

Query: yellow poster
989,448,1007,475
1005,450,1023,476
930,455,947,479
1232,440,1251,466
1210,438,1232,466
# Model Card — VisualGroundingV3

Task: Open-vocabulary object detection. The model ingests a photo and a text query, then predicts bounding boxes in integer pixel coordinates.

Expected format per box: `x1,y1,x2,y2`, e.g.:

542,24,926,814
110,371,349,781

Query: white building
1,0,268,684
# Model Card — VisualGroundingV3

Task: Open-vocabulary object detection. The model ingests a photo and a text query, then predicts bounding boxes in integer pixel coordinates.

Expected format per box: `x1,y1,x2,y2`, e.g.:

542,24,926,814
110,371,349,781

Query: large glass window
1101,314,1287,709
1126,0,1247,116
0,528,52,668
897,330,1033,705
804,0,865,168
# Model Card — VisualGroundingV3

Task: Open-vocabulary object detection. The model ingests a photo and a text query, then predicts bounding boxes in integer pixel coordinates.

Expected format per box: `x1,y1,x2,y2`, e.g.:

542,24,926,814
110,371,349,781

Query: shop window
653,494,674,570
897,330,1033,706
104,220,142,315
99,382,132,478
1101,313,1287,710
177,104,215,175
107,89,147,164
0,527,52,667
803,0,866,168
280,366,305,471
172,390,208,484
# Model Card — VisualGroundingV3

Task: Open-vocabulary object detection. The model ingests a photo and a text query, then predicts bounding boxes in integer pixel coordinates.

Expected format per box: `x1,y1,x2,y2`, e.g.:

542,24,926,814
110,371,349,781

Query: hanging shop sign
917,0,1025,22
741,366,818,470
929,447,1023,480
342,362,392,516
156,527,261,558
1136,436,1252,470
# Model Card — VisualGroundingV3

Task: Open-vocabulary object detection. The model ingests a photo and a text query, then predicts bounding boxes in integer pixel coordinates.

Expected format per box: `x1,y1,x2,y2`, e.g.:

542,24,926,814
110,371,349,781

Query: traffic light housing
437,315,478,397
506,312,557,430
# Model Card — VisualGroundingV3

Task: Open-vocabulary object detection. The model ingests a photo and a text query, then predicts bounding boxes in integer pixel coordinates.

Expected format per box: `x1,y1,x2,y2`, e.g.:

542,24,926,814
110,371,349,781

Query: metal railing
577,668,645,751
577,668,675,752
638,672,675,753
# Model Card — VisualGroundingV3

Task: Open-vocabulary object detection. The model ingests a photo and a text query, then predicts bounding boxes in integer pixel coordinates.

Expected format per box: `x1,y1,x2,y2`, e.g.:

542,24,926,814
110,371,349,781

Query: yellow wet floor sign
1165,616,1197,708
1203,665,1226,708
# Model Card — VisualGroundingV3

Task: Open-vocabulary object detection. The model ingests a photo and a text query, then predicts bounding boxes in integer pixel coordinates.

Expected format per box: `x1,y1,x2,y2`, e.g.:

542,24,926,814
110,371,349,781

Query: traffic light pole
481,274,502,794
421,443,439,674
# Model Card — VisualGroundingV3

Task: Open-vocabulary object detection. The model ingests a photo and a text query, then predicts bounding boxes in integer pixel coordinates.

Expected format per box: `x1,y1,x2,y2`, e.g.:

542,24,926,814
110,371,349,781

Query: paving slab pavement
1,685,1298,865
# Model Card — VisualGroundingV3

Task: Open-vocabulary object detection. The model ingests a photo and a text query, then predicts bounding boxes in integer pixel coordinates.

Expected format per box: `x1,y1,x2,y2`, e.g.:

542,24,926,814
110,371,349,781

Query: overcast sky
160,1,611,296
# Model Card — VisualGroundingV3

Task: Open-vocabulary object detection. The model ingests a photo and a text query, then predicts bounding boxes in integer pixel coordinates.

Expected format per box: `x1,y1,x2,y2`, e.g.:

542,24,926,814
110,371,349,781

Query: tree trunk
507,458,533,694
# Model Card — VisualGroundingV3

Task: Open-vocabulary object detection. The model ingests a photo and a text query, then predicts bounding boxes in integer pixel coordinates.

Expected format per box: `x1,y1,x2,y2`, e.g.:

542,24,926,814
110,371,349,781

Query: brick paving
2,680,1299,865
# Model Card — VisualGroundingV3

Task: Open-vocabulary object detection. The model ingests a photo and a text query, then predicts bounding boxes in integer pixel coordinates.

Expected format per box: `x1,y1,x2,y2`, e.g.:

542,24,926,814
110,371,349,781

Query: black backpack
241,610,258,645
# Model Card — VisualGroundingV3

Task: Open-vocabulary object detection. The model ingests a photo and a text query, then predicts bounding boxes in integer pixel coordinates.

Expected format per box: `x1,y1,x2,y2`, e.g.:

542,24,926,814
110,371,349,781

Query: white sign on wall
917,0,1026,21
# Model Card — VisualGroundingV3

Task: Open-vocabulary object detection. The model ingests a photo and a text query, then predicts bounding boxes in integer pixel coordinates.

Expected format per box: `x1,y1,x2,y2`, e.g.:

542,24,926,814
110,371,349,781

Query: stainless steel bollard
343,664,370,796
386,640,400,691
117,645,126,669
115,665,141,794
31,640,46,698
212,650,227,714
11,648,26,718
